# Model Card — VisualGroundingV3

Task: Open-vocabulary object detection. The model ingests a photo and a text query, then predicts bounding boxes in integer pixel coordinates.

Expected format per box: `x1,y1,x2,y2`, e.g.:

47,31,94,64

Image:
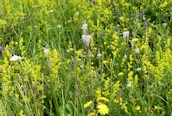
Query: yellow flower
0,19,7,26
97,103,109,115
134,38,139,42
154,105,161,110
84,100,93,108
19,110,26,116
114,99,119,103
120,0,125,4
159,1,168,10
123,28,127,31
112,32,118,39
119,16,125,22
118,72,124,76
136,106,140,111
103,60,108,64
76,49,83,57
97,97,109,102
38,85,43,90
114,97,123,104
140,45,146,50
88,112,96,116
70,48,74,51
40,95,46,99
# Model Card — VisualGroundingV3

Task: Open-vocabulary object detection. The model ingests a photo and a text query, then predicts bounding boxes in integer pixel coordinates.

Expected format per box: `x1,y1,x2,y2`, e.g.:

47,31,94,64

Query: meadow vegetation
0,0,172,115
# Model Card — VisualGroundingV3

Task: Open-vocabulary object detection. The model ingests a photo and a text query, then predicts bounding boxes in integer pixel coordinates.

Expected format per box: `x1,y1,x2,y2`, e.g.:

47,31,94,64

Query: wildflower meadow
0,0,172,115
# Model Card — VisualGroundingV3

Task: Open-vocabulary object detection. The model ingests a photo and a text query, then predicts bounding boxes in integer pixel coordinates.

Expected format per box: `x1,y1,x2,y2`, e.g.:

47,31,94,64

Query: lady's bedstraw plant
0,44,45,116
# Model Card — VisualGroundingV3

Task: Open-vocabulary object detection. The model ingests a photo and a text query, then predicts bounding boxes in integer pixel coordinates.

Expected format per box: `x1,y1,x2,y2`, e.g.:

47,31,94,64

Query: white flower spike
82,34,90,47
10,55,22,61
44,48,49,55
135,47,140,53
123,31,129,42
82,22,88,35
127,82,131,88
66,49,70,53
131,38,134,48
97,49,102,57
124,54,127,59
136,67,142,71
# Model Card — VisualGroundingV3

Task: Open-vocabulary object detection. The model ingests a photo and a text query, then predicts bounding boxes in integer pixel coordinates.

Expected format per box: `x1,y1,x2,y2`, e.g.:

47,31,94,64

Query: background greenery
0,0,172,115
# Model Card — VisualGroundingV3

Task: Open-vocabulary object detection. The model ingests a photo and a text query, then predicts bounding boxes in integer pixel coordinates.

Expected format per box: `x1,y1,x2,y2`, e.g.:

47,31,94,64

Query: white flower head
136,67,142,71
135,47,140,53
10,55,22,61
66,49,70,53
162,23,167,27
80,64,84,68
48,10,54,13
123,31,129,42
127,82,131,88
82,22,88,35
68,17,72,23
97,53,102,57
57,25,62,28
97,49,102,57
124,54,127,59
131,38,134,47
82,34,90,47
44,48,49,55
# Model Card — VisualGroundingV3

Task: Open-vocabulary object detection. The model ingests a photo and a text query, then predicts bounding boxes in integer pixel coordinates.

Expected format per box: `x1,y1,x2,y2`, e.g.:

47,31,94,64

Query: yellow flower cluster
0,20,7,26
159,1,168,10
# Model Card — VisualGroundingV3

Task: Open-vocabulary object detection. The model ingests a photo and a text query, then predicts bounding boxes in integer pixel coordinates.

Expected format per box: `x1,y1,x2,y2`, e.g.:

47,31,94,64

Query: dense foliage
0,0,172,115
